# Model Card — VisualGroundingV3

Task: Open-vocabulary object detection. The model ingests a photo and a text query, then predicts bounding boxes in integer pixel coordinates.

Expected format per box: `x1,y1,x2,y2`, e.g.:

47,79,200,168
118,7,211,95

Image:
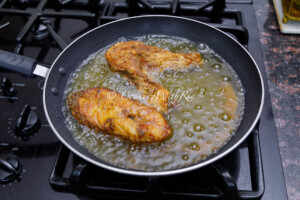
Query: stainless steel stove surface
0,0,288,199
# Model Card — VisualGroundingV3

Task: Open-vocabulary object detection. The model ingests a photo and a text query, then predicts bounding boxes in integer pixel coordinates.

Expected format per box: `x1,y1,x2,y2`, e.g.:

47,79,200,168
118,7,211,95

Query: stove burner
32,23,49,40
0,0,101,53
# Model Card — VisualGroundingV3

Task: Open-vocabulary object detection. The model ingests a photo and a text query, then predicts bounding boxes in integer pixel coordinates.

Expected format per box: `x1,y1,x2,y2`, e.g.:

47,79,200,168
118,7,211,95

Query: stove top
0,0,287,199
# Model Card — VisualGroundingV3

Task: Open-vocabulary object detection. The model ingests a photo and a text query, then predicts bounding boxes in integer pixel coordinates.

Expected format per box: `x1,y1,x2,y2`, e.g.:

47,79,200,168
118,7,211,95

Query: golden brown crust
105,41,203,112
67,87,172,143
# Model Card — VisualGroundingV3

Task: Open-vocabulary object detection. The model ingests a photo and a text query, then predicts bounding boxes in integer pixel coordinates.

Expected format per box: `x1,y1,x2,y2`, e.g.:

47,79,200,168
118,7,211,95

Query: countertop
253,0,300,199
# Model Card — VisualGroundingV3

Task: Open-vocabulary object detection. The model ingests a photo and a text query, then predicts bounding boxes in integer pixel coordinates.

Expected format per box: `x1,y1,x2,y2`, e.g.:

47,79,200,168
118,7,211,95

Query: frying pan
0,16,264,176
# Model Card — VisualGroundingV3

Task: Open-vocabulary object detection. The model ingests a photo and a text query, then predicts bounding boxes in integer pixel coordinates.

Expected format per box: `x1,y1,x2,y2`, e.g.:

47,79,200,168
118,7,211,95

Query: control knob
1,77,16,96
0,154,21,184
14,105,40,137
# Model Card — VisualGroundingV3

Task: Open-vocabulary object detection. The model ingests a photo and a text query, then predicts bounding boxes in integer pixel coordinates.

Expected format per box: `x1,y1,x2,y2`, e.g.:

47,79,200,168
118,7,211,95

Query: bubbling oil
62,35,245,171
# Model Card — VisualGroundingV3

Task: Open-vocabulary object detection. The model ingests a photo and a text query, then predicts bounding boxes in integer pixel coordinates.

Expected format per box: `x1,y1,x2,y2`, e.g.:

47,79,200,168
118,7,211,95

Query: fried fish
105,41,203,112
67,87,172,143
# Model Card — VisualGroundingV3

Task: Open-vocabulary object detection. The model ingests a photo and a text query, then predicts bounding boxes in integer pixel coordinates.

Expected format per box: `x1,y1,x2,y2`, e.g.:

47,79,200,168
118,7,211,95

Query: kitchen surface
254,0,300,199
0,0,298,199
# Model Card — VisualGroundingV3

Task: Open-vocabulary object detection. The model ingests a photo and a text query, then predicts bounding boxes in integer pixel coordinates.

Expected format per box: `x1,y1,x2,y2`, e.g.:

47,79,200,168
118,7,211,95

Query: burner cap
32,23,49,40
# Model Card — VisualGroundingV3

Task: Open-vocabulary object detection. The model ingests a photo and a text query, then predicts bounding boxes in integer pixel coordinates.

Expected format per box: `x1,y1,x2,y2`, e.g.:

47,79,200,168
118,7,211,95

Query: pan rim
43,15,265,176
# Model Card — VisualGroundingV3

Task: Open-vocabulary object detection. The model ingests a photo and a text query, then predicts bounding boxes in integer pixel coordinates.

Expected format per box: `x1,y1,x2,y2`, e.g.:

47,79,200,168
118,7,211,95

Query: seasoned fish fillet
67,87,171,143
105,41,203,112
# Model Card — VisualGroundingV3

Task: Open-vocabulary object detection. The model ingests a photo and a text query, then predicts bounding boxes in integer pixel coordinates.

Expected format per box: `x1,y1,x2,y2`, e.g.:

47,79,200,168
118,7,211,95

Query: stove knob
14,105,41,137
1,77,16,96
0,154,22,184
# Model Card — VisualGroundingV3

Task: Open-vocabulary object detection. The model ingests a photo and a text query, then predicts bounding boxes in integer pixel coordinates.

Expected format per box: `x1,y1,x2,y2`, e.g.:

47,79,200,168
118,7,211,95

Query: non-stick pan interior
44,16,263,175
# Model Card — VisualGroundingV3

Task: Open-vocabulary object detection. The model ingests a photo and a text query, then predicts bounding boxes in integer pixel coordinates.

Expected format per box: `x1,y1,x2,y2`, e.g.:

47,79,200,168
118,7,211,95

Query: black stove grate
49,126,263,200
0,0,248,53
0,0,102,53
101,0,249,45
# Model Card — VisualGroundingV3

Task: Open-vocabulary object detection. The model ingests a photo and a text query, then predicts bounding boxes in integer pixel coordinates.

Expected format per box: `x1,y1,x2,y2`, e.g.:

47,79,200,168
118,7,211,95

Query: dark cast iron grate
49,126,264,200
0,0,248,54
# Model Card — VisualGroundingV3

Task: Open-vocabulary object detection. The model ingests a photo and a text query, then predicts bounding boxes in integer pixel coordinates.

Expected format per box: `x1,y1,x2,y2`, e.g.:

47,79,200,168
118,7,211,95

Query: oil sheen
62,35,245,171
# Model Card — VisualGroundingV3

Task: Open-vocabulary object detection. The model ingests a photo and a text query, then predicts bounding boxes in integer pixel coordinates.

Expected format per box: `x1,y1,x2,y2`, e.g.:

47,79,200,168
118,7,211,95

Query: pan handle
0,50,49,78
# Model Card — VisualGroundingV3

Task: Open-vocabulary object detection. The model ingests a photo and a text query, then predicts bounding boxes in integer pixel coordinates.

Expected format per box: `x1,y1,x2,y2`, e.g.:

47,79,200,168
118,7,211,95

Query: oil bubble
203,58,209,63
199,43,207,50
220,76,231,82
188,143,200,151
212,64,223,71
238,88,244,93
209,124,218,129
182,155,189,160
170,152,176,157
182,119,189,124
219,113,231,121
197,135,204,140
194,104,203,110
186,131,194,137
193,124,205,132
182,110,192,115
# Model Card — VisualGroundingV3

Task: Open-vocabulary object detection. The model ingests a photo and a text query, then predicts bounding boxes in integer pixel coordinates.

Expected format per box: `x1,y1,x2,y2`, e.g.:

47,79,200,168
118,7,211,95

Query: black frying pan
0,16,264,176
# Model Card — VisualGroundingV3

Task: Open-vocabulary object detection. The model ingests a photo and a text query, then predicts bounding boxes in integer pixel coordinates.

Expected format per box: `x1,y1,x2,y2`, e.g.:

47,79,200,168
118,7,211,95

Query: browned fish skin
67,87,172,143
105,41,203,112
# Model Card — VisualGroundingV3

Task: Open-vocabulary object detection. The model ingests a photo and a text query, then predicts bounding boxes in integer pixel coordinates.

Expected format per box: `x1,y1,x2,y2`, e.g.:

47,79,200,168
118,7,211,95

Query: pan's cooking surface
62,35,244,171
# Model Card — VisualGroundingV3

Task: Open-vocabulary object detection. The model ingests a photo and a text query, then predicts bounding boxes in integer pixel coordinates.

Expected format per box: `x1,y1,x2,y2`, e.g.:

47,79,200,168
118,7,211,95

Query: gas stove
0,0,288,199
